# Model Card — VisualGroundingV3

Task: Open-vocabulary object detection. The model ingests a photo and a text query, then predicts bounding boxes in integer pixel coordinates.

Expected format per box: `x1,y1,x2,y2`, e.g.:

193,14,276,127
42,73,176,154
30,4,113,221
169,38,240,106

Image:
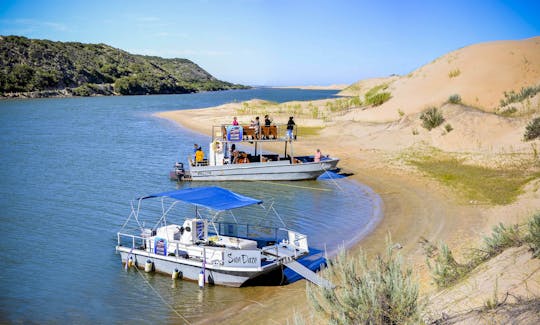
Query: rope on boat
125,247,134,270
319,164,344,192
132,266,192,324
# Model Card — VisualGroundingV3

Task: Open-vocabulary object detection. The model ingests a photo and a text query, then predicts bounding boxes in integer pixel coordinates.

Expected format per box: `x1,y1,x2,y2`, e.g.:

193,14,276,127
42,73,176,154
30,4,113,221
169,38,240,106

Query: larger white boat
116,186,330,287
171,124,339,181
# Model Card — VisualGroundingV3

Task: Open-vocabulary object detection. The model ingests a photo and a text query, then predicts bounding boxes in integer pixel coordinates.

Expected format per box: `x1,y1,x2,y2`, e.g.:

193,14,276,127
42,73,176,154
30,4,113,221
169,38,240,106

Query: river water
0,89,381,324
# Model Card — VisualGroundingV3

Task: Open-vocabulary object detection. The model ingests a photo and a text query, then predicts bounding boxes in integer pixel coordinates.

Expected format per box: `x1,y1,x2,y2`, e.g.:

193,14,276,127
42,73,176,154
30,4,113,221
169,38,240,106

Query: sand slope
341,37,540,122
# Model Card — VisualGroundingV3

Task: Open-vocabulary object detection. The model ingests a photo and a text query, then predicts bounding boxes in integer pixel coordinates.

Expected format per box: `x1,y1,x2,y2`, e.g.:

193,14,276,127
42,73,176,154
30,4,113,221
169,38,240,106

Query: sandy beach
156,37,540,324
157,108,538,324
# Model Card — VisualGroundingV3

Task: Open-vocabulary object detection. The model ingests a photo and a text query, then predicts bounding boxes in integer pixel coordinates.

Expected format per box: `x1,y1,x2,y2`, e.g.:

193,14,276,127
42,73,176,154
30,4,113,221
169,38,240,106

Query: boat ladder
282,259,334,289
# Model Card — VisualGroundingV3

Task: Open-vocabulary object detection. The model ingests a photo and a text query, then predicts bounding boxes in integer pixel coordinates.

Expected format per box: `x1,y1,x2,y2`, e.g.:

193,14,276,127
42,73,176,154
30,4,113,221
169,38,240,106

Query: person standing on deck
232,116,239,126
286,116,295,141
254,116,260,139
264,115,272,126
263,115,272,139
314,148,322,162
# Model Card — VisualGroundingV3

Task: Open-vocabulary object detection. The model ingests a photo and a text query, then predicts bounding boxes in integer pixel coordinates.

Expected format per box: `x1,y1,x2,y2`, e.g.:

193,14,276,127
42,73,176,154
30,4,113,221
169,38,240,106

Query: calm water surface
0,89,381,324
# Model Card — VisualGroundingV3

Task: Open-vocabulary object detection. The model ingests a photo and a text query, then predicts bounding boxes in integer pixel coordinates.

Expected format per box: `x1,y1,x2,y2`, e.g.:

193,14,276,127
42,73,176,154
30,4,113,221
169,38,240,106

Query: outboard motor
175,162,185,179
170,162,185,181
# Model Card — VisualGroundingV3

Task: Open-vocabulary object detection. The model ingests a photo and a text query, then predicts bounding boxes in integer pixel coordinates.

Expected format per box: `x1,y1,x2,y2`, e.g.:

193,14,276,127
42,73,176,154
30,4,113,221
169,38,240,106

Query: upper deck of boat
211,124,297,143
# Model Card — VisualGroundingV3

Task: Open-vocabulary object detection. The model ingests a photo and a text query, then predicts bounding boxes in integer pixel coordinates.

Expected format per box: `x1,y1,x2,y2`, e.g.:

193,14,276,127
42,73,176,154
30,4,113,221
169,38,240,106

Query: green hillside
0,35,248,97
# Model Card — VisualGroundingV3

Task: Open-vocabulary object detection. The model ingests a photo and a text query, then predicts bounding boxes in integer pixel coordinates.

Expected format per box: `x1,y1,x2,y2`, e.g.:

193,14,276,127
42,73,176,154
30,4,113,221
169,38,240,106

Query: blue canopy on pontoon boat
140,186,262,211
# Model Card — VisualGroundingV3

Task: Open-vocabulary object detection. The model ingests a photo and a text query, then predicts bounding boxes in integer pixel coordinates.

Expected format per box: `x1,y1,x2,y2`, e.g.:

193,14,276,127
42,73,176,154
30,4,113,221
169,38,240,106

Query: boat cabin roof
139,186,262,211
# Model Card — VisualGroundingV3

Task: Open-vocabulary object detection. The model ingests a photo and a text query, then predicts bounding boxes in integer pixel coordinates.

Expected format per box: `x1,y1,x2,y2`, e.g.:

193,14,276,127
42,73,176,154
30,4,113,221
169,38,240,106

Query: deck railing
117,224,309,267
213,221,289,243
118,222,302,250
212,124,296,142
117,232,148,251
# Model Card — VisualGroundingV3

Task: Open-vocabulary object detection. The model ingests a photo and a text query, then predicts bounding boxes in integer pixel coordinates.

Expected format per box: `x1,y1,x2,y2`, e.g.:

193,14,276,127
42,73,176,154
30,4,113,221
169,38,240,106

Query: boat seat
242,126,256,140
196,159,208,166
262,126,277,139
213,235,258,250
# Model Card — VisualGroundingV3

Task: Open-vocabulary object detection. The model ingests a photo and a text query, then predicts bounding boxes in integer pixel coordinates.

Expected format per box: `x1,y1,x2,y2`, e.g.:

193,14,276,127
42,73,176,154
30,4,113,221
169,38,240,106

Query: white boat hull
188,158,339,181
117,247,280,287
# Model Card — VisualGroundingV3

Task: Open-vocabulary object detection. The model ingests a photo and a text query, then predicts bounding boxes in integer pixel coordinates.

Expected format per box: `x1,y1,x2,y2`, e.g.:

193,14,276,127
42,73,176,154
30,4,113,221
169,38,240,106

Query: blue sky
1,0,539,86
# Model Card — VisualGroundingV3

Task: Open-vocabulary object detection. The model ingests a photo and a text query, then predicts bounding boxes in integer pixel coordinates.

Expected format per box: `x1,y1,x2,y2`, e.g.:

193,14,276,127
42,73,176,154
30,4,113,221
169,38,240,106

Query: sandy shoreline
156,105,502,324
156,36,540,323
271,84,348,90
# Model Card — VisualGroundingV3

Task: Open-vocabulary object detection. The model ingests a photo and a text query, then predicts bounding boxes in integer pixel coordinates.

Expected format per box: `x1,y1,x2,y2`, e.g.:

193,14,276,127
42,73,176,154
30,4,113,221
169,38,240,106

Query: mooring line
319,165,344,192
133,266,192,324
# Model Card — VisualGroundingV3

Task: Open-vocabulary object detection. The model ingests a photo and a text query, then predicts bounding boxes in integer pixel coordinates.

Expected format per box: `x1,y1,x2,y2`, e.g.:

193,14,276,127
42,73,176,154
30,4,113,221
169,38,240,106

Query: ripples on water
0,89,381,323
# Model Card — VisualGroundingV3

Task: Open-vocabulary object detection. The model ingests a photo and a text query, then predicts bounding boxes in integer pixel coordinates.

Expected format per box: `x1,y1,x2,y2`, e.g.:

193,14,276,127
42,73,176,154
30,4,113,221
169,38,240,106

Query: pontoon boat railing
117,223,308,253
211,124,296,142
117,232,224,265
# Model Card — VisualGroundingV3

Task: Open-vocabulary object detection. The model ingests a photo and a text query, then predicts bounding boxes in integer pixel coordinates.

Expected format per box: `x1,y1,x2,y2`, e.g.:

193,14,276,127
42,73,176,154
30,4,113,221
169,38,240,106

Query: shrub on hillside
364,84,392,106
497,106,517,116
482,223,524,258
527,212,540,258
427,215,539,288
524,117,540,141
448,69,461,78
427,243,470,288
500,85,540,107
448,94,461,104
72,84,93,96
420,107,445,130
368,92,392,106
307,240,420,324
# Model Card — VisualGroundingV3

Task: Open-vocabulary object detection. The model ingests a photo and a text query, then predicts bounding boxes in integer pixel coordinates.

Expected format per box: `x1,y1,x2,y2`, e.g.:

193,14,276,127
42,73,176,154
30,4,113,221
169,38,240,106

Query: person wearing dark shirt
286,116,295,140
264,115,272,126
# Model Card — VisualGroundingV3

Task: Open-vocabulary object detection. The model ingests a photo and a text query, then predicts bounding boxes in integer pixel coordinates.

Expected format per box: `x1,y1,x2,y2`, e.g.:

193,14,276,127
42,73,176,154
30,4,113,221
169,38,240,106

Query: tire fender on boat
144,259,154,272
198,270,205,288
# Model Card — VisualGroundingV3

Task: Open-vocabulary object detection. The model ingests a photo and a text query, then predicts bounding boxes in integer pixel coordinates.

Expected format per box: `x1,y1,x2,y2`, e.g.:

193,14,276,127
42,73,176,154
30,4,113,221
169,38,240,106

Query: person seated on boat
286,154,301,164
232,150,239,164
230,144,239,164
286,116,295,141
193,143,200,160
237,152,249,164
195,147,205,165
314,148,322,162
232,116,239,126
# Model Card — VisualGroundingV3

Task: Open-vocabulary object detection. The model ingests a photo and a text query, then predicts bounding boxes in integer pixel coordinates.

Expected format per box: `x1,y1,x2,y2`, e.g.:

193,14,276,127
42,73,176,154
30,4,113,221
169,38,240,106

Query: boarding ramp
283,259,333,289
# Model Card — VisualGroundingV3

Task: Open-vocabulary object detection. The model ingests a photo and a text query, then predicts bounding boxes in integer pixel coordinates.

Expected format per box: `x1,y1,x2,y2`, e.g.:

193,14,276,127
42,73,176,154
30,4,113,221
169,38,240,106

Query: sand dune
341,37,540,122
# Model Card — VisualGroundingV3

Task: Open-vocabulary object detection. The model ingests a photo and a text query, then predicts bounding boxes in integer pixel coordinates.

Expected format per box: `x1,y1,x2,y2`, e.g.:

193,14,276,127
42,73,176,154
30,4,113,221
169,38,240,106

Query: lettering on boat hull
224,250,261,267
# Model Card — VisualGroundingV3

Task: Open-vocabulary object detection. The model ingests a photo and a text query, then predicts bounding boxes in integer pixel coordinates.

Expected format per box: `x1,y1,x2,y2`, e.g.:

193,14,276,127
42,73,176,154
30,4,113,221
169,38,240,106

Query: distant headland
0,35,249,98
